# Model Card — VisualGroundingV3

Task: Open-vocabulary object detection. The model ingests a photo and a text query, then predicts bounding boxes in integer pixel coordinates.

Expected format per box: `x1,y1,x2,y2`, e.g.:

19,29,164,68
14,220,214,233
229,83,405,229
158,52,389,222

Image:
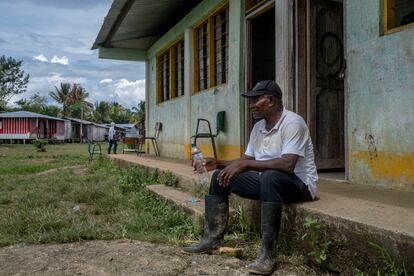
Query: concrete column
229,0,245,147
145,61,150,141
184,28,193,159
275,0,295,110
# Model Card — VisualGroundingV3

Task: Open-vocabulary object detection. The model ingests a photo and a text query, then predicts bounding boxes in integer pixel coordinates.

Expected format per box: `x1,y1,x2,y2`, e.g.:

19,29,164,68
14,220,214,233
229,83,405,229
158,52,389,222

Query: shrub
32,139,47,152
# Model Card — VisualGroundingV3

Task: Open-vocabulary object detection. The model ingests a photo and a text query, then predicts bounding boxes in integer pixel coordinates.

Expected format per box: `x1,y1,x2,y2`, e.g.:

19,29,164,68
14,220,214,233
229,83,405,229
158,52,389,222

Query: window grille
197,23,209,91
174,41,185,97
214,9,229,85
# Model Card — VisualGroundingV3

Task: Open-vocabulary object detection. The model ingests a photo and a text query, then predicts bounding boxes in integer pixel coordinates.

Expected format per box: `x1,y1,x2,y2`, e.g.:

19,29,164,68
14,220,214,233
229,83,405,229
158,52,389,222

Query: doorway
245,4,275,140
297,0,345,171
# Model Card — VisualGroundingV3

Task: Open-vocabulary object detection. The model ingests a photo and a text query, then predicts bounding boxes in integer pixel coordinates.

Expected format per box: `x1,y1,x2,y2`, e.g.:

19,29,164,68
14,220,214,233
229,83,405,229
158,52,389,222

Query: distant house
113,123,140,138
0,111,66,143
63,117,109,142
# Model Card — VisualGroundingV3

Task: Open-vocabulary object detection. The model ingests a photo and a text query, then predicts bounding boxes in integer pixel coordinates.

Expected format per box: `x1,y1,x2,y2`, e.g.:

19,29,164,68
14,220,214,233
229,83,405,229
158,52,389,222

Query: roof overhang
92,0,202,60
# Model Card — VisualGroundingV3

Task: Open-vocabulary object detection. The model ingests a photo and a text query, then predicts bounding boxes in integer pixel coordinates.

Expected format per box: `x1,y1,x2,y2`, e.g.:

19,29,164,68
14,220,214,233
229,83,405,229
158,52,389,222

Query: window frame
156,38,185,104
245,0,268,14
193,2,229,93
383,0,414,34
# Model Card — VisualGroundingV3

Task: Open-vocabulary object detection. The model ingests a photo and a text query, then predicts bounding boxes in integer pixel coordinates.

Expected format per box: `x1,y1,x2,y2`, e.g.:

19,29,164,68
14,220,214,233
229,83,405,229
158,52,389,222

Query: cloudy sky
0,0,146,109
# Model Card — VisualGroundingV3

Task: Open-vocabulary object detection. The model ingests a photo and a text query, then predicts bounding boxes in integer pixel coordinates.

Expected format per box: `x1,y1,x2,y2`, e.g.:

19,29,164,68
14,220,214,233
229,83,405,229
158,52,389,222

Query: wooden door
310,0,344,169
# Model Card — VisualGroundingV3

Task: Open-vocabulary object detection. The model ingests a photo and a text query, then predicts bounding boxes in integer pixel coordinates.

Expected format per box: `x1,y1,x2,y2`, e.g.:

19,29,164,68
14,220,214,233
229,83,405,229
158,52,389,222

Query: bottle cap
191,143,196,148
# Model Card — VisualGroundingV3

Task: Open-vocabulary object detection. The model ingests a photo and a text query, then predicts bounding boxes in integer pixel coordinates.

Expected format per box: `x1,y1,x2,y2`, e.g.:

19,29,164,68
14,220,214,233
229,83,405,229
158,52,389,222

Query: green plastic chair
192,111,226,159
87,140,102,162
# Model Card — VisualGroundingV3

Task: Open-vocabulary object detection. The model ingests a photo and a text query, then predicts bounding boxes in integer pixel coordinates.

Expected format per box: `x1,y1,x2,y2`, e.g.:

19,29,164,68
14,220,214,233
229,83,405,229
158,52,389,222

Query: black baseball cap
242,80,283,98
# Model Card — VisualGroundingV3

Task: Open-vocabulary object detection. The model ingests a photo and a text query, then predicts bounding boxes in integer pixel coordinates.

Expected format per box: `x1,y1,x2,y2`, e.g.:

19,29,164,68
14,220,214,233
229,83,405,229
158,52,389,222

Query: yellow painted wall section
350,151,414,190
183,143,243,160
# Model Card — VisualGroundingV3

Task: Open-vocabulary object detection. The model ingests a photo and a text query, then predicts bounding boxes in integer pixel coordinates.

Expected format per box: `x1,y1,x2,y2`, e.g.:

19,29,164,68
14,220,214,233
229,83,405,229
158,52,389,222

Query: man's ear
267,96,276,107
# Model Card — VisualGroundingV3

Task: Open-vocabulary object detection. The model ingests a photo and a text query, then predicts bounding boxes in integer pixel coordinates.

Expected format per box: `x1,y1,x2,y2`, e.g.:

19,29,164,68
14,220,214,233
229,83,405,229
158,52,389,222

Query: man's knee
260,170,286,186
260,170,285,202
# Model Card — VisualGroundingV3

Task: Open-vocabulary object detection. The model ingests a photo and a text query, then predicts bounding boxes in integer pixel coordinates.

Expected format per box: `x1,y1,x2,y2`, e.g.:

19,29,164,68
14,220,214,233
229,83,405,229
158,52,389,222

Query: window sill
383,22,414,35
193,83,228,95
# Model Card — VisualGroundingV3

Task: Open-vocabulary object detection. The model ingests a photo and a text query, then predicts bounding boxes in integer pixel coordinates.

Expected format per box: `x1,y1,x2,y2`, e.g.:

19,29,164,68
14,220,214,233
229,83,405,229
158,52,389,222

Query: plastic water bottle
191,143,209,187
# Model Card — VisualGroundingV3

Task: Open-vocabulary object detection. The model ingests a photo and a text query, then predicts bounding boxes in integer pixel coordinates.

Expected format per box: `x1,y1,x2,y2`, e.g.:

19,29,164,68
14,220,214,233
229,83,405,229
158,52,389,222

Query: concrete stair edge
111,155,414,274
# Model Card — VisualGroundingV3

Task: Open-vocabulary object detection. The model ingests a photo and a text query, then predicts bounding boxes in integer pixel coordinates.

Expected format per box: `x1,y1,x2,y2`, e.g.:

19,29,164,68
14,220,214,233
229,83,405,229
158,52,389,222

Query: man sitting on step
183,80,318,275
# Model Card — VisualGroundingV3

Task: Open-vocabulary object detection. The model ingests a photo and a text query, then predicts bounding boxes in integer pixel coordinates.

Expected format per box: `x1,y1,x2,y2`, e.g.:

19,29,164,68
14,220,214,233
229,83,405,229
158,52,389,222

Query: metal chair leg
154,139,160,156
211,136,217,160
150,139,157,156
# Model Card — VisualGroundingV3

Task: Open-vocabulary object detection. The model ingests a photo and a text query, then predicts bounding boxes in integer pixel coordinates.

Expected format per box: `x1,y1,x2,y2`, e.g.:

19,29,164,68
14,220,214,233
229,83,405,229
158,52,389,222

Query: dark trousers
108,140,118,154
209,170,312,204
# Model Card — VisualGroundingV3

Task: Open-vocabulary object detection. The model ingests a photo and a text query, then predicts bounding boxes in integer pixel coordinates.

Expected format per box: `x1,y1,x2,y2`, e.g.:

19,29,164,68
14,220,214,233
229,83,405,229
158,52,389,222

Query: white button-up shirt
245,108,318,199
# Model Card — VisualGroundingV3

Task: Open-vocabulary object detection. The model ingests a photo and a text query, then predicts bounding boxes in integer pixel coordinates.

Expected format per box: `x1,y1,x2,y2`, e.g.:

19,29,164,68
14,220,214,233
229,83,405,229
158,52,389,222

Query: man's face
249,95,272,119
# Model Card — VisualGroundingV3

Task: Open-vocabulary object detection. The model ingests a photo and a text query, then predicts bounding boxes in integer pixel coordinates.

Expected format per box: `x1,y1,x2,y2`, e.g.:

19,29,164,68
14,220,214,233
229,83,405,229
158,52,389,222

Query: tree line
0,55,144,126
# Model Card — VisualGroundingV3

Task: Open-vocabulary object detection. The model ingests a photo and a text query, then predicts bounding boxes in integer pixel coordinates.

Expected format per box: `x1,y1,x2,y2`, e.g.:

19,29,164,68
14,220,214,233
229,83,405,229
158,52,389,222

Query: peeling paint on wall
350,151,414,190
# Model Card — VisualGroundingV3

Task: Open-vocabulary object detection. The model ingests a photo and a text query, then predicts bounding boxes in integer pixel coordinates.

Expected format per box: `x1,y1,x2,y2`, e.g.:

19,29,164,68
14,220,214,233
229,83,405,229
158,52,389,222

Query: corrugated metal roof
63,116,110,129
0,111,66,121
92,0,202,50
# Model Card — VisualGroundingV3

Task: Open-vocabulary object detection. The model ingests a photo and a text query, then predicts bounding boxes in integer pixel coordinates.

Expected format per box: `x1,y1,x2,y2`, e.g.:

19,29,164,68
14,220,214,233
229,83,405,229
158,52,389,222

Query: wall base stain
184,143,243,160
350,151,414,191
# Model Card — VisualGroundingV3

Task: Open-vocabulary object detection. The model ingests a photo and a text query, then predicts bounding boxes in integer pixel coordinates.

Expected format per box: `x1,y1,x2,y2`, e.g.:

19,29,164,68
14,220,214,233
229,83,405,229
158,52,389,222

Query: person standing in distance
108,122,117,154
183,80,318,275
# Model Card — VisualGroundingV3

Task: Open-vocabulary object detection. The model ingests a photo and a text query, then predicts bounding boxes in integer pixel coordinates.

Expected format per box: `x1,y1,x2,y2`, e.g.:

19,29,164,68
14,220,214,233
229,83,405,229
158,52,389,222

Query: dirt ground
0,240,316,276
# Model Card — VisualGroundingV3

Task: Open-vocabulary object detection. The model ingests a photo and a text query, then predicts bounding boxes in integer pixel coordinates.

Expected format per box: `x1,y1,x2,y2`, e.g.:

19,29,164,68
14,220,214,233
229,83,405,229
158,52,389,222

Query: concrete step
110,154,414,275
146,184,204,227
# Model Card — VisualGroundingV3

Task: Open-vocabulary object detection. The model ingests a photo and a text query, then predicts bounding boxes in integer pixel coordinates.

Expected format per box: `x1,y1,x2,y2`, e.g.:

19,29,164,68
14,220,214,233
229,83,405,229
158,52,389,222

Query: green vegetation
300,215,332,267
367,242,407,276
0,55,29,106
158,170,179,187
0,144,197,247
32,139,47,152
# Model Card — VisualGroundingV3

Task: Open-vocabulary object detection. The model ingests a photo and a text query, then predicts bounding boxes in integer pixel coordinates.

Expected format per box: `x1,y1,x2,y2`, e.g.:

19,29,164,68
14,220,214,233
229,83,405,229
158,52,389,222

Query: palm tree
132,100,145,125
68,83,89,105
49,83,71,116
93,101,111,123
49,82,92,118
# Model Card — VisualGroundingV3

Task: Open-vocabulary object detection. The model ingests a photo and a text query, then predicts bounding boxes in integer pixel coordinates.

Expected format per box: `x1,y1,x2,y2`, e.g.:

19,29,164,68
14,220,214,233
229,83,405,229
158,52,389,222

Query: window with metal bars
194,4,229,93
160,52,170,102
174,41,185,97
197,23,209,91
157,39,185,103
214,9,229,86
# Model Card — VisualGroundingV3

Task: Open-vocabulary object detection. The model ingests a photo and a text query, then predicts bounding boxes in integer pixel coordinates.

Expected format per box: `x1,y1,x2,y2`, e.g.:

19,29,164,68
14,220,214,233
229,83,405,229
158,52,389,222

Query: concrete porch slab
109,153,414,273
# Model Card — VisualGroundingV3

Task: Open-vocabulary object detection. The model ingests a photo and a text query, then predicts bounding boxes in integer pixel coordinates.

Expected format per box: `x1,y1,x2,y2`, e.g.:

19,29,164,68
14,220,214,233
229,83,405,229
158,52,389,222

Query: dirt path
0,240,315,276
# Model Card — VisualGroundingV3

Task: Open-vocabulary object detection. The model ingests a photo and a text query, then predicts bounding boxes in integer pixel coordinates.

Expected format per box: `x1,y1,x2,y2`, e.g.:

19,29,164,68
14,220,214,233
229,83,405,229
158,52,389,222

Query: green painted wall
345,0,414,190
146,0,245,159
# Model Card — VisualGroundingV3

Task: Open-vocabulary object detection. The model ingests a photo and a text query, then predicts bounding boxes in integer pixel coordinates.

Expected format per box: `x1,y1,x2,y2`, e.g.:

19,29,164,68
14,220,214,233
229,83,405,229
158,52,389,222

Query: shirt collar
258,107,287,134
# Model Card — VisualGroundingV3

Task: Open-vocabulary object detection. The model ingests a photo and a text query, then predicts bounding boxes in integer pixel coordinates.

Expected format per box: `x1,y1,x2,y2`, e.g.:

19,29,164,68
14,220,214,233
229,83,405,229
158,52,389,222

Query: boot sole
246,268,273,275
181,248,215,254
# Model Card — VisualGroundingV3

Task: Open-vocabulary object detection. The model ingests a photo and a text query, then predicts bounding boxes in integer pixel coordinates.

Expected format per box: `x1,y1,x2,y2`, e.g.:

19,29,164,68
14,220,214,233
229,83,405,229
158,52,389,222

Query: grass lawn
0,143,197,247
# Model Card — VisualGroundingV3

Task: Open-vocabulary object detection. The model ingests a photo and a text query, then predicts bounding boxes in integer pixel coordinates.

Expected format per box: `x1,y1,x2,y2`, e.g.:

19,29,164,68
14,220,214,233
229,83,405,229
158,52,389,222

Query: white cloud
51,55,69,65
32,53,48,62
91,79,145,108
100,78,113,84
113,79,145,103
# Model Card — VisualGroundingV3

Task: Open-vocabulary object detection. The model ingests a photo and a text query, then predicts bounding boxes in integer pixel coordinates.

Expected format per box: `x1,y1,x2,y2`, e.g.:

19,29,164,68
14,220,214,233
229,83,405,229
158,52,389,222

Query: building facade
93,0,414,191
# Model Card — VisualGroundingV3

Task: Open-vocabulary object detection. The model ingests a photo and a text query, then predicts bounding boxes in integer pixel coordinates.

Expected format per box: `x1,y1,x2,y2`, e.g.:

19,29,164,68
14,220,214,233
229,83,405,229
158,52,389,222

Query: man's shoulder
285,110,306,125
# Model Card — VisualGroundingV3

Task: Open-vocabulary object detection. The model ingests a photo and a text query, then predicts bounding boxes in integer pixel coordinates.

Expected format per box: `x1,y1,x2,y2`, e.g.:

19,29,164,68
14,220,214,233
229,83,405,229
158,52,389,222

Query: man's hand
192,157,217,173
217,159,246,187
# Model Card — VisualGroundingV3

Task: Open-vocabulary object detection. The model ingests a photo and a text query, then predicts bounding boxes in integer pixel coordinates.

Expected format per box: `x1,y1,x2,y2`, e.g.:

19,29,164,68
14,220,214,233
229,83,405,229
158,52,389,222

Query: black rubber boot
183,195,229,254
247,202,282,275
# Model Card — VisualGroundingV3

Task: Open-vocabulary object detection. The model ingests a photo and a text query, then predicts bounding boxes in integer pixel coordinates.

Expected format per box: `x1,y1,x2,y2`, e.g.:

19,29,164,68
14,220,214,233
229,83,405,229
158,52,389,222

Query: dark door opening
246,7,275,139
